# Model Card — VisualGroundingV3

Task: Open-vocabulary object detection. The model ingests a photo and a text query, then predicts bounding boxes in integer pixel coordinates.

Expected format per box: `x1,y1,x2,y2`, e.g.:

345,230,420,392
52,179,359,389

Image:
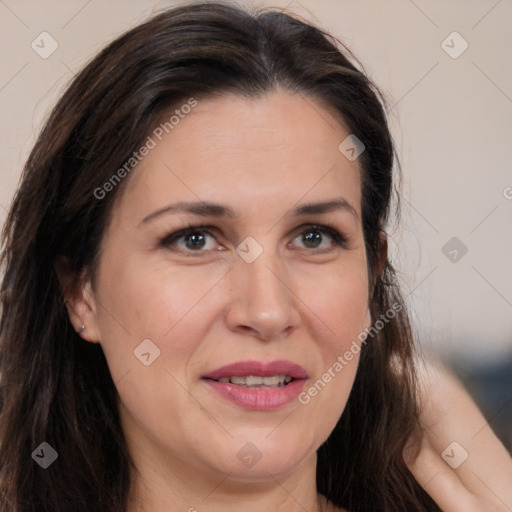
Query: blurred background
1,0,510,449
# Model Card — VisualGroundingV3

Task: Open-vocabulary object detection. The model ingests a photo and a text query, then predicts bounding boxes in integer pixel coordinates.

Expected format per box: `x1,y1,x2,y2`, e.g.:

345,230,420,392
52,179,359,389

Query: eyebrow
139,197,358,226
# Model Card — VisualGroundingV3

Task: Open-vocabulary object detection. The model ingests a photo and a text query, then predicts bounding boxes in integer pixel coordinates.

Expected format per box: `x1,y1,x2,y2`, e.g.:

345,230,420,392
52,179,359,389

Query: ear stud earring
78,325,86,334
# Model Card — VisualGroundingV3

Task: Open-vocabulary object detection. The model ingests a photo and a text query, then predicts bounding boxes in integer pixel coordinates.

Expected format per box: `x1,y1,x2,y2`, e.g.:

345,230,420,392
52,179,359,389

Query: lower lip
203,378,307,410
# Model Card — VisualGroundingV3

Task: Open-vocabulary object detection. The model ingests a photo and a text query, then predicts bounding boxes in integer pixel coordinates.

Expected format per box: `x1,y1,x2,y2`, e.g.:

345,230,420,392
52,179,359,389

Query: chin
202,434,316,480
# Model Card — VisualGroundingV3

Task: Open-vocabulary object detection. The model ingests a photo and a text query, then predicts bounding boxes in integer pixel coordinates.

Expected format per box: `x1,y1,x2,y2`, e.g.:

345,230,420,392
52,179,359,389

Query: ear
55,256,101,344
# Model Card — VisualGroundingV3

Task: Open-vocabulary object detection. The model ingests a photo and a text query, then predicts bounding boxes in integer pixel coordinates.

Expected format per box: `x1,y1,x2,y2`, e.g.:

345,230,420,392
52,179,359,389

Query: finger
406,434,482,512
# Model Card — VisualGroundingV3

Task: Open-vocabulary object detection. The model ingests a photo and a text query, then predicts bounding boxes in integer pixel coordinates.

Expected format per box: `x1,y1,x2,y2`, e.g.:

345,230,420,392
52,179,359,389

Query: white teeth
230,376,248,385
245,376,264,386
216,374,293,387
262,376,279,386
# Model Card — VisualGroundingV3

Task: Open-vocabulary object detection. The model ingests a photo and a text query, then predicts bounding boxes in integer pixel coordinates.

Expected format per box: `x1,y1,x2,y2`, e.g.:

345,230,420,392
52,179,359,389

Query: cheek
298,262,369,418
93,257,218,435
334,282,369,343
306,260,370,351
94,253,224,366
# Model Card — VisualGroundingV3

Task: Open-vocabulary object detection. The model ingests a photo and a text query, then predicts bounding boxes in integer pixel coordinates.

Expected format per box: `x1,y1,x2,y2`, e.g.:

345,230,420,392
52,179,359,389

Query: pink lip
202,360,308,411
202,360,308,380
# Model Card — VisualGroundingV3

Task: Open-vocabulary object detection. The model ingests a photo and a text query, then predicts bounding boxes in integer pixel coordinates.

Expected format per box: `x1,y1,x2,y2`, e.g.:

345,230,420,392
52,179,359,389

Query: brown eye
183,231,208,250
292,225,346,251
301,229,324,248
161,226,218,252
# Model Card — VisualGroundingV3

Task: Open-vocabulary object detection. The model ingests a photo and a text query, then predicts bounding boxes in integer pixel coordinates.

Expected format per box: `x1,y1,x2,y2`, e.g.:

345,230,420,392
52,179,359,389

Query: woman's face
79,90,371,482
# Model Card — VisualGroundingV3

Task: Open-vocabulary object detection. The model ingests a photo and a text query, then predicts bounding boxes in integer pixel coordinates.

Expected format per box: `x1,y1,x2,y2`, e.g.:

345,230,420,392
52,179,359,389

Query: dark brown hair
0,2,439,511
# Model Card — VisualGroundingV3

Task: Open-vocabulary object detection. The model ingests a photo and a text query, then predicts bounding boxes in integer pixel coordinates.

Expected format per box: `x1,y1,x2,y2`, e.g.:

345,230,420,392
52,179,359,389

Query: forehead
116,90,362,224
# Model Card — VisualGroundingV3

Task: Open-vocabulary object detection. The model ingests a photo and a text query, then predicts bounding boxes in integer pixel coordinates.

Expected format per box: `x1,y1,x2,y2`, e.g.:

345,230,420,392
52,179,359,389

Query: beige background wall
1,0,511,364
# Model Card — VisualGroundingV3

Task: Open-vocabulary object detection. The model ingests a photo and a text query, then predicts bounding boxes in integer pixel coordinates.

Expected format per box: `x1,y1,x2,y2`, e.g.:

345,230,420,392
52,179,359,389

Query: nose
224,246,300,341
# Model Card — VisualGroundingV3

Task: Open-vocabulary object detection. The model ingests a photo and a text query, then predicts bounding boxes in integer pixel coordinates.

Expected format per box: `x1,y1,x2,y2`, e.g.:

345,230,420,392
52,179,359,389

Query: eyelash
160,222,348,254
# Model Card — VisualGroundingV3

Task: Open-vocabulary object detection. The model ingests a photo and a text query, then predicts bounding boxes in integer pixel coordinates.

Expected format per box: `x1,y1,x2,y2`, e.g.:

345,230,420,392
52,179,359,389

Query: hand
405,357,512,512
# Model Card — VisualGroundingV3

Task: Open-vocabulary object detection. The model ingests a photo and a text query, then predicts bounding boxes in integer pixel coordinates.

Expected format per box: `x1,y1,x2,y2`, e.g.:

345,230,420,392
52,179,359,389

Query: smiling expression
77,89,371,483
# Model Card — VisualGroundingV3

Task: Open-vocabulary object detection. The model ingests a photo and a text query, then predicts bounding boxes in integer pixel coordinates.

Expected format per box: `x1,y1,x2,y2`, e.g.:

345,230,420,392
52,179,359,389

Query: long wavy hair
0,2,440,511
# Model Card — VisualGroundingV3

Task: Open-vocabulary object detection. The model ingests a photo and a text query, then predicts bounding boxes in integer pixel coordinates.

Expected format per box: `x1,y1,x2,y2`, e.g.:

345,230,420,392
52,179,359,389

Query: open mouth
212,374,294,388
202,361,308,410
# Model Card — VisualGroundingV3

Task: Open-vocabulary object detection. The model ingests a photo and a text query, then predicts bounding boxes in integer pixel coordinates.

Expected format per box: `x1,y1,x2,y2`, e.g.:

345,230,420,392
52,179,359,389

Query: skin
66,90,370,512
63,89,512,511
406,358,512,512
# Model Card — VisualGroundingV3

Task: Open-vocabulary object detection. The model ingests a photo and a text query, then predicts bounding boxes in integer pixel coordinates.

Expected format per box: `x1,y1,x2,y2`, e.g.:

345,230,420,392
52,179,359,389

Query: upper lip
202,360,308,380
